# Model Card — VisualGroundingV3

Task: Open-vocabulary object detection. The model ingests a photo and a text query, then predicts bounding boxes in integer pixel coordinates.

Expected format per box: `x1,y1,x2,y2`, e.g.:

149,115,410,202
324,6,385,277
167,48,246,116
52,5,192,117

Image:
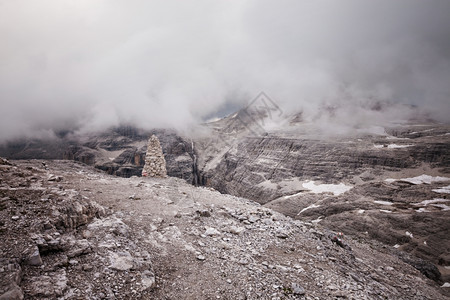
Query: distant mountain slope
0,126,197,183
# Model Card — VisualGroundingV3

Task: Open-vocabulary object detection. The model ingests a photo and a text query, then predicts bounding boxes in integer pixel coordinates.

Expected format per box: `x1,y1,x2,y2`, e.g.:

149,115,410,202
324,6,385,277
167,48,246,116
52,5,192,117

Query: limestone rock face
142,135,167,177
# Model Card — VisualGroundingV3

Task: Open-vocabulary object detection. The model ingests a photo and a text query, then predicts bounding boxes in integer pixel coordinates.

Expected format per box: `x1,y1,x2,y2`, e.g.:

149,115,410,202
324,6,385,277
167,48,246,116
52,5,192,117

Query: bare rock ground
1,158,449,299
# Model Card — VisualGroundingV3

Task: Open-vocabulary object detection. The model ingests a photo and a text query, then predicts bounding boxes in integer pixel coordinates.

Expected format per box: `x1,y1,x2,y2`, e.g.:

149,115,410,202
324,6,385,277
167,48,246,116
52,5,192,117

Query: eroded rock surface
0,159,155,299
0,127,196,182
195,115,450,286
1,159,448,299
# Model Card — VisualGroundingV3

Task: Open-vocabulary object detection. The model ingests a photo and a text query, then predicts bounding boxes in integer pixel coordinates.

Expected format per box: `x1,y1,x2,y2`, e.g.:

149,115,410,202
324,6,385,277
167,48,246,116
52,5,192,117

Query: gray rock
204,227,220,236
140,271,156,292
291,283,305,295
109,253,134,271
0,285,24,300
23,246,42,266
28,269,67,297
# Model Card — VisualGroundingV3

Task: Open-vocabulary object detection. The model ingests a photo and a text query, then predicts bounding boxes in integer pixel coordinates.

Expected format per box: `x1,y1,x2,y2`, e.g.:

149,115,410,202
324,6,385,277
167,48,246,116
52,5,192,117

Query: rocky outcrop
0,160,155,299
198,132,449,204
1,159,447,299
142,135,167,177
0,126,197,182
195,114,450,285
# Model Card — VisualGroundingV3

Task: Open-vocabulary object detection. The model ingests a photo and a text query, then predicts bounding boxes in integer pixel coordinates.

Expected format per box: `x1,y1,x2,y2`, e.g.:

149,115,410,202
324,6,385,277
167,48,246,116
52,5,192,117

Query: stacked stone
142,135,167,177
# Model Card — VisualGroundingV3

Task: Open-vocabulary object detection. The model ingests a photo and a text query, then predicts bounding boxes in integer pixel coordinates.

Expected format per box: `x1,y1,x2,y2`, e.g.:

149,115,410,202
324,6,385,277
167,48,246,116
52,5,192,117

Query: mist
1,0,449,142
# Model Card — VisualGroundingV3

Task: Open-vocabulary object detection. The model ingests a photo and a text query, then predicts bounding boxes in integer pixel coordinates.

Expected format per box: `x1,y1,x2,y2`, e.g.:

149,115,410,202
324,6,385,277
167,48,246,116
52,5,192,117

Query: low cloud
1,0,449,142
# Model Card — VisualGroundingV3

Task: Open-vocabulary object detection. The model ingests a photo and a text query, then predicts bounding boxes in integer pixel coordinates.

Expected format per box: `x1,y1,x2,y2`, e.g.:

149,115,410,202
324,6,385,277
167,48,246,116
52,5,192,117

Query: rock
228,226,245,235
109,253,134,271
291,283,305,295
47,174,63,182
0,285,23,300
275,229,289,239
66,239,92,258
204,227,220,236
197,255,206,261
196,210,211,217
140,271,156,292
22,246,42,266
28,269,67,297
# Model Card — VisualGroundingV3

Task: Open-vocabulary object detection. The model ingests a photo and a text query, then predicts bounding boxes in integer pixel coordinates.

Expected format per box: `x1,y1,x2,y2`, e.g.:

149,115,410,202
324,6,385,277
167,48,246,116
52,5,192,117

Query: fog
1,0,449,142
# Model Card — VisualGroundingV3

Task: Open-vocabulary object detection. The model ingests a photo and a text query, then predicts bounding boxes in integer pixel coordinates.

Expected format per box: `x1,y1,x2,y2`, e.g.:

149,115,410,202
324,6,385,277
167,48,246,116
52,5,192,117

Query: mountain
195,108,450,284
0,126,198,183
0,158,448,299
1,103,449,289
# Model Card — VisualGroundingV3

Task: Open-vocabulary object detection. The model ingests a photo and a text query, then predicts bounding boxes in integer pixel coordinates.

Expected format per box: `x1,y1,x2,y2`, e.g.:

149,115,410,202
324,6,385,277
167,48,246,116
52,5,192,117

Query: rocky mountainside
1,104,449,297
194,110,450,286
1,158,448,299
0,127,196,183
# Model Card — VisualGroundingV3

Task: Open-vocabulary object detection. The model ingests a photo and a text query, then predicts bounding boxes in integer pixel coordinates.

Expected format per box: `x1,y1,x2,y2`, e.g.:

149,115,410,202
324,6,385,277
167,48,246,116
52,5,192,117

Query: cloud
0,0,449,142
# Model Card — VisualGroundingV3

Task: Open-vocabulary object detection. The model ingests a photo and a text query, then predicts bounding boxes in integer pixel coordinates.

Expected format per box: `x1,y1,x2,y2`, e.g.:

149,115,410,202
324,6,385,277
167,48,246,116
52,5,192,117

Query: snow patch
432,185,450,194
431,204,450,211
379,209,393,213
416,207,429,213
414,198,450,206
405,231,413,238
374,144,413,149
374,200,394,206
302,181,352,196
398,175,450,185
298,204,321,214
283,191,305,199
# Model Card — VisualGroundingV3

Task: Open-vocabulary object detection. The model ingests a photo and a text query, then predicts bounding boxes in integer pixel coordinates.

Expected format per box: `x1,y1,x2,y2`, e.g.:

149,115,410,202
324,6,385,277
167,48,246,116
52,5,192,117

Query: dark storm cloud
0,0,449,142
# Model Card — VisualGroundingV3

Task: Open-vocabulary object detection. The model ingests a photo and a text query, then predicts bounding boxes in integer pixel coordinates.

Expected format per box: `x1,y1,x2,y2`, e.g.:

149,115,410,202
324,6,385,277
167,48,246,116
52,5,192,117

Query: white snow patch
374,200,394,206
400,175,450,185
374,144,413,149
442,282,450,288
405,231,413,238
379,209,393,213
357,209,365,214
393,244,400,248
388,144,413,148
311,217,323,224
302,181,352,196
283,191,305,199
385,178,396,183
414,198,450,206
298,204,321,214
431,204,450,211
416,208,429,213
432,185,450,194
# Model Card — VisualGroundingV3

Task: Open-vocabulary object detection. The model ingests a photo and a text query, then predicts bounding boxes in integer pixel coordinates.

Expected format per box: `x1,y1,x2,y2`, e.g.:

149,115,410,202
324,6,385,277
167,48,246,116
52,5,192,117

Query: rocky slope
194,112,450,286
1,158,448,299
0,127,196,183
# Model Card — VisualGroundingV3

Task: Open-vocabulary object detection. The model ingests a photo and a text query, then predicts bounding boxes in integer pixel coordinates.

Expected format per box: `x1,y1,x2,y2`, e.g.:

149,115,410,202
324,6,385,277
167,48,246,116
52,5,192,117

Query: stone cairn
142,135,167,177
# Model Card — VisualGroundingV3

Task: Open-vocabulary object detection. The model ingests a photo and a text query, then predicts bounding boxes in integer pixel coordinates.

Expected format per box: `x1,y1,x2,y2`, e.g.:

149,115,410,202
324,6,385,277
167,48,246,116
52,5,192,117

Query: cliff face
197,125,449,204
0,127,197,183
194,112,450,284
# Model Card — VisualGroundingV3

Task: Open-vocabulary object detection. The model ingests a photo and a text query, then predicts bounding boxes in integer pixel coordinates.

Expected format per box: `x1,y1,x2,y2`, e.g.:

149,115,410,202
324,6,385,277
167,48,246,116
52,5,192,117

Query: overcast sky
1,0,449,141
